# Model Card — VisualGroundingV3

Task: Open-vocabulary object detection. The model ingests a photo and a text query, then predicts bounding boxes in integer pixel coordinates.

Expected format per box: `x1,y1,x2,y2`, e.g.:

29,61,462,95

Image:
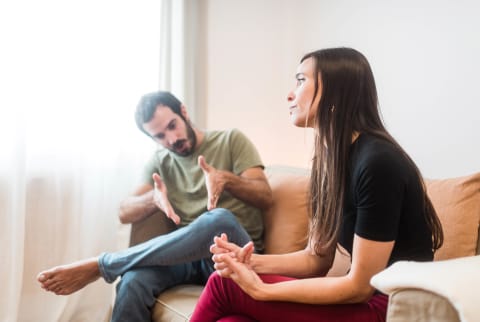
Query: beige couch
129,166,480,322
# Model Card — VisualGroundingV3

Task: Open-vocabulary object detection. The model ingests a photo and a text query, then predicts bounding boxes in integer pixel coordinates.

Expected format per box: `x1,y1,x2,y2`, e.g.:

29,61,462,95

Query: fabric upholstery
263,166,351,276
263,166,310,254
152,285,202,322
372,255,480,322
129,210,176,246
425,172,480,260
386,289,460,322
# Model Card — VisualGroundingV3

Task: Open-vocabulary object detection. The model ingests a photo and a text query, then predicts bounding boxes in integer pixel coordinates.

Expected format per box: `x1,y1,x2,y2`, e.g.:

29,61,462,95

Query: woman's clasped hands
210,233,266,299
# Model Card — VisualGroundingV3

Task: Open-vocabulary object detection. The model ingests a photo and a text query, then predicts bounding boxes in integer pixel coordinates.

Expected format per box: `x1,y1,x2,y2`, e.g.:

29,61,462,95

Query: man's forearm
118,190,159,224
221,170,273,211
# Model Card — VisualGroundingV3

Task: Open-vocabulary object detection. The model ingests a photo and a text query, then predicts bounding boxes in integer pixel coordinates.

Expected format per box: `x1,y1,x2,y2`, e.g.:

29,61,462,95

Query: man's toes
57,288,72,296
37,273,45,282
38,268,57,281
53,287,62,295
44,277,62,290
49,280,63,292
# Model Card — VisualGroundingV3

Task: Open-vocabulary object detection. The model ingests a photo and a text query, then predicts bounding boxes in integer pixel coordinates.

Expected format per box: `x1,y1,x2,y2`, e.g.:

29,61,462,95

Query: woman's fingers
213,235,240,252
238,241,254,263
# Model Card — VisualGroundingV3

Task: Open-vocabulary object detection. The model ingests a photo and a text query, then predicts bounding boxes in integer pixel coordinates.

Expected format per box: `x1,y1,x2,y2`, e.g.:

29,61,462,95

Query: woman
190,47,443,322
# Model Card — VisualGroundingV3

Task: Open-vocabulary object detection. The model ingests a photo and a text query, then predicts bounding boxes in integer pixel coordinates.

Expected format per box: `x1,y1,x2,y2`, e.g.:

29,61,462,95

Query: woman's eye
296,78,306,85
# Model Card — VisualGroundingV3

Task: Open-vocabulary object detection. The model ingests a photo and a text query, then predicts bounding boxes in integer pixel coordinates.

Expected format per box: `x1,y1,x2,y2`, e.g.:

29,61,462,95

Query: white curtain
159,0,207,127
0,0,200,321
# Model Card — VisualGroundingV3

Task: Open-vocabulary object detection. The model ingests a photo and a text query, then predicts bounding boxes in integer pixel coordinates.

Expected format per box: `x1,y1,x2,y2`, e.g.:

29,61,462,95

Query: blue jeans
98,208,252,322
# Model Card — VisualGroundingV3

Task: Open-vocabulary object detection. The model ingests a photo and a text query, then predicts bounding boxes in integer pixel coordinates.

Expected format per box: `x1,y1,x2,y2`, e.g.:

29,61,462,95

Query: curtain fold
0,130,26,322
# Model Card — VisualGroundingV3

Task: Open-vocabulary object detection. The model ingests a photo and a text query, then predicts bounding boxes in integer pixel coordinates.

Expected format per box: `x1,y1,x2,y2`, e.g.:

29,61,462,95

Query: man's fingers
152,173,161,183
152,173,164,189
166,212,181,225
198,155,210,172
208,194,218,210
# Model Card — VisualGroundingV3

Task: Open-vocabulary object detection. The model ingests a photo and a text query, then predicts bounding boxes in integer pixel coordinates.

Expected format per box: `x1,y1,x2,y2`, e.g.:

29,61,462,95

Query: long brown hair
304,48,443,255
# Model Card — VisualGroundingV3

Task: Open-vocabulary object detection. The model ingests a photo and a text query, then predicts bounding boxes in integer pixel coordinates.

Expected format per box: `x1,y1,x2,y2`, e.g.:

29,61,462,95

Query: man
37,91,273,321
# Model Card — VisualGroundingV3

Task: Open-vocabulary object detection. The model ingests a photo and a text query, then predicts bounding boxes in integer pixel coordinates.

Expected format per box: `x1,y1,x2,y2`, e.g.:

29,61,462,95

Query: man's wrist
221,170,237,190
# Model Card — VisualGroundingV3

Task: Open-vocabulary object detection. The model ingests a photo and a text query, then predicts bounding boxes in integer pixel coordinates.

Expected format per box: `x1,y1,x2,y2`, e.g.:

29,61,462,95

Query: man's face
142,105,197,156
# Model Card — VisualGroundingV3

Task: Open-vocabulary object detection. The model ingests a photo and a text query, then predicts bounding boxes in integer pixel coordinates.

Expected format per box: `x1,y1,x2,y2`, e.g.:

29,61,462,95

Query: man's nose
166,132,177,145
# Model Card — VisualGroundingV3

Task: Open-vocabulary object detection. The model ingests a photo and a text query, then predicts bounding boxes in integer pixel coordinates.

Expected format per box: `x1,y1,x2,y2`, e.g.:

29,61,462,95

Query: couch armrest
129,211,176,246
371,256,480,322
386,289,460,322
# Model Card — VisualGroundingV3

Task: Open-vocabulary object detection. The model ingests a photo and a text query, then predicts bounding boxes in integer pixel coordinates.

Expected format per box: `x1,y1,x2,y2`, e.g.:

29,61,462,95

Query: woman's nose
287,91,295,102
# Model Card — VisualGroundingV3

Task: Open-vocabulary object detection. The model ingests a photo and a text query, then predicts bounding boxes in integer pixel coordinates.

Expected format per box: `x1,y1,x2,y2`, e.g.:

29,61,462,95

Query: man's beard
169,121,197,156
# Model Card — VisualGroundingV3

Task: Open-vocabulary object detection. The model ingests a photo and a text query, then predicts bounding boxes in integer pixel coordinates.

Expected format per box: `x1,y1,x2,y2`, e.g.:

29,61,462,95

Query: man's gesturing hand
152,173,181,225
198,155,225,210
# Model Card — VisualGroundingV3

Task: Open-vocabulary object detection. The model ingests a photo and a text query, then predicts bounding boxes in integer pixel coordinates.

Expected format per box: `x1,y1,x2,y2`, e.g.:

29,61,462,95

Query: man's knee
199,208,239,231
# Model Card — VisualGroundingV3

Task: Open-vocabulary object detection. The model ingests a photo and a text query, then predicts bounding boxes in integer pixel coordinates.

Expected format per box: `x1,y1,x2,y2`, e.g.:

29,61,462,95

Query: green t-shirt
142,128,265,251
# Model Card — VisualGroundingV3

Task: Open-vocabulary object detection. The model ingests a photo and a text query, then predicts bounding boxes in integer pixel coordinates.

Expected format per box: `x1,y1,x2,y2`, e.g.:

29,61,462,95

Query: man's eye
167,121,176,130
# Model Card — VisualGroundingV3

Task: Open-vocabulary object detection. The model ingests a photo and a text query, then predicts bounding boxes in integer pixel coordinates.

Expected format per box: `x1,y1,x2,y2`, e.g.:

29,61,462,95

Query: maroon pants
191,273,388,322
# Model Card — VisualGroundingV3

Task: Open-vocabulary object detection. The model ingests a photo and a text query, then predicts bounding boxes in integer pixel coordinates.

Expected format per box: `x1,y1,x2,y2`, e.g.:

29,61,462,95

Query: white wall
204,0,480,178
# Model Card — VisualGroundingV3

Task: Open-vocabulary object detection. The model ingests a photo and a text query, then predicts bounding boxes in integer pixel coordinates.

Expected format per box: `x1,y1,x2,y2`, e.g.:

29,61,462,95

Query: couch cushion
263,166,351,276
263,166,310,254
129,210,176,246
425,172,480,260
152,284,203,322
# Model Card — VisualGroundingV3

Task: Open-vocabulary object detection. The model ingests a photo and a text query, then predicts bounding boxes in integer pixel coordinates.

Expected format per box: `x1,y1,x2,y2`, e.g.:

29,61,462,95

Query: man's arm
118,184,157,224
198,156,273,211
222,167,273,211
118,174,180,224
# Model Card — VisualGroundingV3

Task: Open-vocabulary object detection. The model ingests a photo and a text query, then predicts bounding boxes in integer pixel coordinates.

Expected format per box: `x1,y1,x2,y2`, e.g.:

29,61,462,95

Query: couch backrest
263,166,351,276
263,166,310,254
264,166,480,266
129,167,480,265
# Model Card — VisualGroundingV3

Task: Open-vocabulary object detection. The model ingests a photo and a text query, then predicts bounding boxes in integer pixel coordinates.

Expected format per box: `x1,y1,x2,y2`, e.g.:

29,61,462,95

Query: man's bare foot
37,257,101,295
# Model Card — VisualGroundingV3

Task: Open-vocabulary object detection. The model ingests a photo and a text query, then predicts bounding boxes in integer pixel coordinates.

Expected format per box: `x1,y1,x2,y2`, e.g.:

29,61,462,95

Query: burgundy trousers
191,273,388,322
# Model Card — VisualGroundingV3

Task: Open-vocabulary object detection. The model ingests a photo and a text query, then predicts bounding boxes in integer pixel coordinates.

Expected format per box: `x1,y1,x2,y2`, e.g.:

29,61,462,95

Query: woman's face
287,57,322,128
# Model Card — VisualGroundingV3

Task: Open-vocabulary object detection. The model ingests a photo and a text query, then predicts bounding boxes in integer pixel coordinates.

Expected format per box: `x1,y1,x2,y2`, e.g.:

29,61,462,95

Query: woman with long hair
190,47,443,322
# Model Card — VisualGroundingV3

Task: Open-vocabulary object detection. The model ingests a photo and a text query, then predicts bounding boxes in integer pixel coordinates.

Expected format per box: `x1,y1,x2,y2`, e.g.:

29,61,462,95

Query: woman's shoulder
351,133,413,179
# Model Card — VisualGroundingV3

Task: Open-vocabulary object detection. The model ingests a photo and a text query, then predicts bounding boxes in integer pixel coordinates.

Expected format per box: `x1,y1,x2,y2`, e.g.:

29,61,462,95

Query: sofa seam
155,298,189,321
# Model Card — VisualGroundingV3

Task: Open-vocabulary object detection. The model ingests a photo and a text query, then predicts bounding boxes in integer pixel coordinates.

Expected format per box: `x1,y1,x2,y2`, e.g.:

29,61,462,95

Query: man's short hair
135,91,183,137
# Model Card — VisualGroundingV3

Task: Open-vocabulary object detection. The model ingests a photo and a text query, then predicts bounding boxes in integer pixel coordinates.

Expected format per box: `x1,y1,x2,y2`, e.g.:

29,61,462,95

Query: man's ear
180,104,189,121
